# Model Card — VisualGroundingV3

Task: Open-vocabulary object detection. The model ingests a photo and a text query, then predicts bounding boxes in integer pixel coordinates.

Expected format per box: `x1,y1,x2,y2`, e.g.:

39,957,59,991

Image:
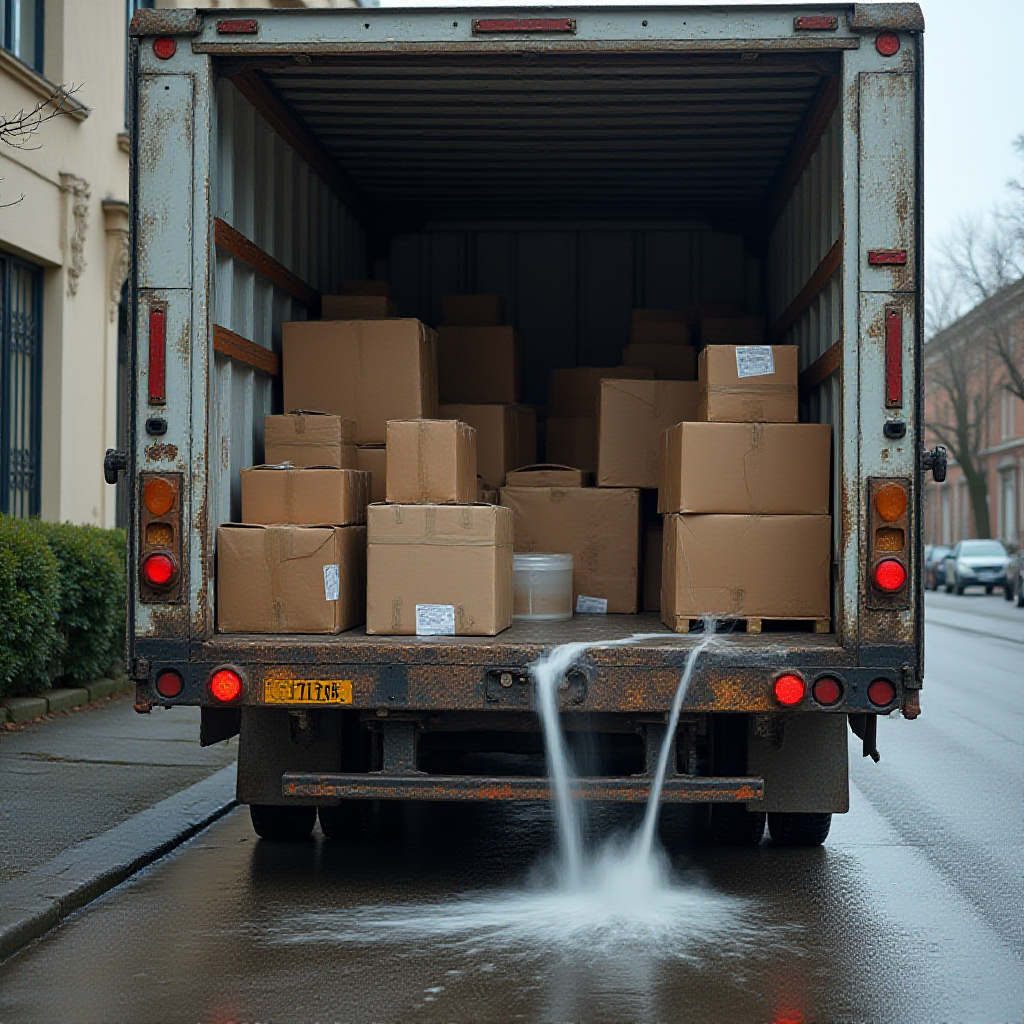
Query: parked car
942,540,1011,595
1004,550,1023,606
924,544,952,590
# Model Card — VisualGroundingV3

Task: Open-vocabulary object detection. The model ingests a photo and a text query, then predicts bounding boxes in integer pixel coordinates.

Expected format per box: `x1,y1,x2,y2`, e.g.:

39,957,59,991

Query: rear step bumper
282,773,764,804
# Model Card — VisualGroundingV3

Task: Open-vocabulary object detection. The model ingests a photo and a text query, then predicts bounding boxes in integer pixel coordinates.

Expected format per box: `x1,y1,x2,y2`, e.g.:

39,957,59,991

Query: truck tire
767,812,832,847
707,804,766,846
249,804,317,841
985,585,993,594
1017,584,1024,608
318,801,381,841
1004,583,1013,601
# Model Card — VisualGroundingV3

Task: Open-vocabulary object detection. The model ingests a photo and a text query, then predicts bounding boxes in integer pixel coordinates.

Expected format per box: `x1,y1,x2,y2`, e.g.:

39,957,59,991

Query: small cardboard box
217,524,366,634
438,404,537,489
441,294,504,327
341,280,391,297
499,486,640,613
355,445,387,505
437,326,521,404
546,417,597,474
366,503,513,636
597,380,699,489
264,412,357,469
505,464,587,488
629,321,692,345
643,522,663,612
699,316,765,346
283,319,438,445
241,466,370,526
659,422,831,515
385,419,478,504
321,295,398,320
548,366,655,419
622,343,697,381
661,514,831,627
632,309,690,326
698,345,799,423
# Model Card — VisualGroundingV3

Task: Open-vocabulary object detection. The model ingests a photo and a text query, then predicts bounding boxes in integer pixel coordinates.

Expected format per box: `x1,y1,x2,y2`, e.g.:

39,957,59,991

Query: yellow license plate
263,679,353,705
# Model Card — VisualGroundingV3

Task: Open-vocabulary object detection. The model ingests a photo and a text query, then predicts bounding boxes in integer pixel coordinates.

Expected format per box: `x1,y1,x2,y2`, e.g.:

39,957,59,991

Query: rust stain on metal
146,441,179,461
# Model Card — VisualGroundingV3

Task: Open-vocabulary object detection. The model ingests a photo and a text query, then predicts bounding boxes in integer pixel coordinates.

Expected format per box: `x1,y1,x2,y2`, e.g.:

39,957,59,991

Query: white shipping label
735,345,775,378
415,604,456,636
575,595,608,614
323,564,340,602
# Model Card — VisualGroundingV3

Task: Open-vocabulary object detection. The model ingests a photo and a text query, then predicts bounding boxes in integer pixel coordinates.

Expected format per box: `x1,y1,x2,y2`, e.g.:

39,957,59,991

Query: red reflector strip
794,15,838,30
884,307,903,408
148,308,166,404
216,19,258,35
868,249,908,265
473,18,576,34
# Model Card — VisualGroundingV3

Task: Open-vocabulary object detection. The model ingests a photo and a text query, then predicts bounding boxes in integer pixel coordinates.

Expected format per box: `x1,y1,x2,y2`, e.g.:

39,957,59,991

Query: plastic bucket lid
513,552,573,570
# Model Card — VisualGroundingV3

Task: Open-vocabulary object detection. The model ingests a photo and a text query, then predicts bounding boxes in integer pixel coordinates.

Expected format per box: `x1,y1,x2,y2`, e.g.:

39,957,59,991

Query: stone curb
2,697,49,725
2,676,133,724
0,763,238,963
45,688,90,714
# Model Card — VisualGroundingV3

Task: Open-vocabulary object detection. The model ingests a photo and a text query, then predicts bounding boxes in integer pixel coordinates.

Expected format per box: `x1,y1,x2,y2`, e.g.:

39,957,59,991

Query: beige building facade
0,0,358,527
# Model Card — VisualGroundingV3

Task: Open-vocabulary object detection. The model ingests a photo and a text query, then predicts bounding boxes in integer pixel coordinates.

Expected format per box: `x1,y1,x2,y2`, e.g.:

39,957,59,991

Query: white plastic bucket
513,552,574,621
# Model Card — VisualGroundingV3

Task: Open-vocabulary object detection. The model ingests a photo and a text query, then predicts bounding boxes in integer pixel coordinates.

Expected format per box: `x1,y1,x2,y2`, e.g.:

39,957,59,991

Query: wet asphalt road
0,593,1021,1024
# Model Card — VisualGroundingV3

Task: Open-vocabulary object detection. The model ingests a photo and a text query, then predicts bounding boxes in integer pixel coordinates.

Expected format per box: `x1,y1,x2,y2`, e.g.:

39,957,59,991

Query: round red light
153,37,177,60
872,558,907,592
812,676,842,706
142,552,175,586
875,32,900,56
156,670,184,699
868,678,896,707
773,673,806,707
209,668,243,703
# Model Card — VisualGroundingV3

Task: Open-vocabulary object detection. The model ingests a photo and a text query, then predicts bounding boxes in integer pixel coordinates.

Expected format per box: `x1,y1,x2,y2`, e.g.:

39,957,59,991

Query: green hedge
0,516,126,699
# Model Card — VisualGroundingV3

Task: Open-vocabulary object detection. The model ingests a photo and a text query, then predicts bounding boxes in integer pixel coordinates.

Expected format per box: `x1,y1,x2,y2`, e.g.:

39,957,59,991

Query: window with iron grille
0,251,43,517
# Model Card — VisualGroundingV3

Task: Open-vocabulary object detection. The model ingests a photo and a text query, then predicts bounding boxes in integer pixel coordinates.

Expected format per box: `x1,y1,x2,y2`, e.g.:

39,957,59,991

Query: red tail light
141,551,176,587
868,678,896,707
812,676,842,706
773,673,806,707
209,668,243,703
872,558,907,592
156,670,184,699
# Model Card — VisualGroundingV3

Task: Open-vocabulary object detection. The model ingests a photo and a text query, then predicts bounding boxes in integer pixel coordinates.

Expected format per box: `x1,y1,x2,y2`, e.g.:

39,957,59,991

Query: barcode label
575,595,608,614
323,564,340,601
415,604,456,635
735,345,775,378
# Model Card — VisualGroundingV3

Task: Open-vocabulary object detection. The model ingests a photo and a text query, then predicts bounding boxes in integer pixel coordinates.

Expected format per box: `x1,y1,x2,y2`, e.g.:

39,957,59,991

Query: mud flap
200,706,241,746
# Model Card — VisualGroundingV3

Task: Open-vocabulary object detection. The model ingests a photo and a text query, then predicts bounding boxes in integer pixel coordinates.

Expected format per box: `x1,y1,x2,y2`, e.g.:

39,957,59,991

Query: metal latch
922,445,947,483
104,448,127,485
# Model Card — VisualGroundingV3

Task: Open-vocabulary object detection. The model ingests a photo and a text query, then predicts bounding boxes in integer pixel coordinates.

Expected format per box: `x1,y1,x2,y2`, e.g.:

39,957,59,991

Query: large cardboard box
698,345,799,423
506,464,587,488
441,294,504,326
643,522,663,612
659,422,831,515
699,316,765,346
629,322,692,345
499,486,641,613
661,514,831,627
385,419,478,504
264,412,357,469
355,445,387,505
282,319,438,445
340,280,391,297
366,503,513,636
546,417,597,474
241,467,370,526
437,326,521,404
438,404,537,489
217,524,366,634
622,343,696,381
549,366,655,419
321,295,398,319
597,380,699,489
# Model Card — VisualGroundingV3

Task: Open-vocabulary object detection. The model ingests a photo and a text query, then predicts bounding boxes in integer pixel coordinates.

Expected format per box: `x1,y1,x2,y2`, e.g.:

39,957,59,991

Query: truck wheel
318,801,381,841
954,578,965,595
1017,585,1024,608
767,812,832,847
707,804,766,846
249,804,317,841
985,585,993,595
1004,584,1013,601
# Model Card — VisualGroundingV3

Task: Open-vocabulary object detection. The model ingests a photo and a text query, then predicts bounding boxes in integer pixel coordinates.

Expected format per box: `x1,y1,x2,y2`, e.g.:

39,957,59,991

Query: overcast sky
374,0,1024,258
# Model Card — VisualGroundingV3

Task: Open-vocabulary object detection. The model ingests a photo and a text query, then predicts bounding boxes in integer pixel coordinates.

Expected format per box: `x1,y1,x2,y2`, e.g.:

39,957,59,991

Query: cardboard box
546,417,597,474
479,486,499,504
217,524,366,634
698,345,799,423
264,412,357,469
385,419,478,504
441,294,504,327
548,366,655,419
622,343,696,381
597,380,699,489
505,464,587,488
438,404,537,489
283,319,438,445
366,503,513,636
659,422,831,515
437,326,521,404
643,523,663,612
499,486,640,613
356,446,387,505
321,295,398,320
632,309,690,326
341,280,391,297
241,466,370,526
661,514,831,627
699,316,765,346
629,322,692,345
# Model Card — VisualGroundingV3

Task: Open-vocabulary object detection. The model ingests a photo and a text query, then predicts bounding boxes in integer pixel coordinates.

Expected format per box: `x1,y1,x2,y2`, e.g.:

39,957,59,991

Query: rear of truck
119,5,932,843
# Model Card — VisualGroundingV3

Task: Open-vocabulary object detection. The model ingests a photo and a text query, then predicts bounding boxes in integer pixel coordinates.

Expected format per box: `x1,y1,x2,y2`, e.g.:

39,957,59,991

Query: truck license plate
264,679,353,705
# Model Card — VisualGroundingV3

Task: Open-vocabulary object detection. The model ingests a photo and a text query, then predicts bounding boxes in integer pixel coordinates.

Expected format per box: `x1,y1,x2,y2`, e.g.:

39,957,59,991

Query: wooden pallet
667,616,830,635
